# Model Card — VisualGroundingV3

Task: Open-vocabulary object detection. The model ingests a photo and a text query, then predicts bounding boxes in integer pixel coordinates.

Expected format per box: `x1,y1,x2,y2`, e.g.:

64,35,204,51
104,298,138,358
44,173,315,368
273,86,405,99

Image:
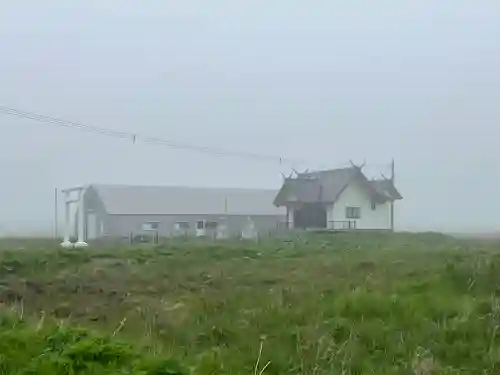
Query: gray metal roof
90,184,285,216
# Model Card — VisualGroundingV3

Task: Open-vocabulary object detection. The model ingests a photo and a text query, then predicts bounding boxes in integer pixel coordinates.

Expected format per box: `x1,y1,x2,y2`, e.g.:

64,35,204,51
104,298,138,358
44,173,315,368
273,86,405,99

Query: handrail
277,220,357,230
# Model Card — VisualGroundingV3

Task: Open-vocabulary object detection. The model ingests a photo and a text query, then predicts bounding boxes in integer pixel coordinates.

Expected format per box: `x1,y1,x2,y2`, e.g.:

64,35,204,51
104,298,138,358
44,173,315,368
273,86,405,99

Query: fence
84,220,360,247
327,220,357,230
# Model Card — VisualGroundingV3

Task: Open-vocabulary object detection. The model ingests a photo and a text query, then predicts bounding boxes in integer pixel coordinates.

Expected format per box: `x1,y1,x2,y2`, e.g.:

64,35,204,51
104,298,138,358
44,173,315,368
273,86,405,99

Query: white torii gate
60,186,88,248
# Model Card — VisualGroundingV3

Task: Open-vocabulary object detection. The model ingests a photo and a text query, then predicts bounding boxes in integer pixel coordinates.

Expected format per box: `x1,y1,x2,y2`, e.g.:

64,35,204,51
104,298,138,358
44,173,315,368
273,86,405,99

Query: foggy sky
1,1,500,234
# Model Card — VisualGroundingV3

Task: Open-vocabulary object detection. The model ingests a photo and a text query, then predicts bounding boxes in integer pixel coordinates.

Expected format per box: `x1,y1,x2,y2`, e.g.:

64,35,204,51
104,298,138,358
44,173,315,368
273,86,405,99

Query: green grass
0,312,186,374
0,232,500,374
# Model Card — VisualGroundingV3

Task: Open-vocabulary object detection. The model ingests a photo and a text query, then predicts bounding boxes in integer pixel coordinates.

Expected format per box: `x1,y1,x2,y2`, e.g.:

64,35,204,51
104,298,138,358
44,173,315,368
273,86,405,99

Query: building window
142,221,159,231
371,201,376,210
195,220,218,230
345,206,361,219
174,222,189,230
205,221,218,229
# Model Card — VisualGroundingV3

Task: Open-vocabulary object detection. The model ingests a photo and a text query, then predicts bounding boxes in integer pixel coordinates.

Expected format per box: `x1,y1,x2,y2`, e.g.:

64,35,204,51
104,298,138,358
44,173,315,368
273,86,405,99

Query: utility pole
390,158,395,232
54,187,58,239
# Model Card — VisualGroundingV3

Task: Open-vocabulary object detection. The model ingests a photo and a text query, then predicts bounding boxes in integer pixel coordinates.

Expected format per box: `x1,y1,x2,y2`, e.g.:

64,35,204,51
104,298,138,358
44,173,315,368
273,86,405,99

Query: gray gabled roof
89,184,285,216
274,167,357,205
368,179,403,200
274,167,402,206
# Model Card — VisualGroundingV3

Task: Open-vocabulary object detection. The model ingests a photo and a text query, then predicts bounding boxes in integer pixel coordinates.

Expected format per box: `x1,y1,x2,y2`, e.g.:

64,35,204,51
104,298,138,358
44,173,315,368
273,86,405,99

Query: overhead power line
0,105,309,166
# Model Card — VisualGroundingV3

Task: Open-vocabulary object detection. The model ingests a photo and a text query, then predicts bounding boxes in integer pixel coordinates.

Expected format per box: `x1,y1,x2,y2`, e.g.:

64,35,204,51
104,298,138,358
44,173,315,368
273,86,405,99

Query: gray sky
1,1,500,234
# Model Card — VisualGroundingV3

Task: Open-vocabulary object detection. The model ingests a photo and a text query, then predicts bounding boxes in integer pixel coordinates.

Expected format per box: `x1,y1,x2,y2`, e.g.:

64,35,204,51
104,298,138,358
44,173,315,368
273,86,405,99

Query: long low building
60,184,285,246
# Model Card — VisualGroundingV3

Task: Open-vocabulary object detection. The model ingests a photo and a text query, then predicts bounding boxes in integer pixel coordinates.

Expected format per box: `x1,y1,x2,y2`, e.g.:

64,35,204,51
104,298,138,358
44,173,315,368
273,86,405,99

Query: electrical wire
0,105,310,166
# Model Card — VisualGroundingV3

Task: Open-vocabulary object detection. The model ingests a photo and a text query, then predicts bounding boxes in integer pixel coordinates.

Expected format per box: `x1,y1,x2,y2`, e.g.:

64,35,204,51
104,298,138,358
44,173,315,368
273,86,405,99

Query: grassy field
0,232,500,374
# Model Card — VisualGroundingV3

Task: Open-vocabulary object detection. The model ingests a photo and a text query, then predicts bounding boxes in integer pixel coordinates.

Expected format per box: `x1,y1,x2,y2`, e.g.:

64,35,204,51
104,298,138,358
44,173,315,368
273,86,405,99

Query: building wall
330,181,392,230
286,208,294,228
82,188,109,240
102,213,285,238
325,203,334,224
